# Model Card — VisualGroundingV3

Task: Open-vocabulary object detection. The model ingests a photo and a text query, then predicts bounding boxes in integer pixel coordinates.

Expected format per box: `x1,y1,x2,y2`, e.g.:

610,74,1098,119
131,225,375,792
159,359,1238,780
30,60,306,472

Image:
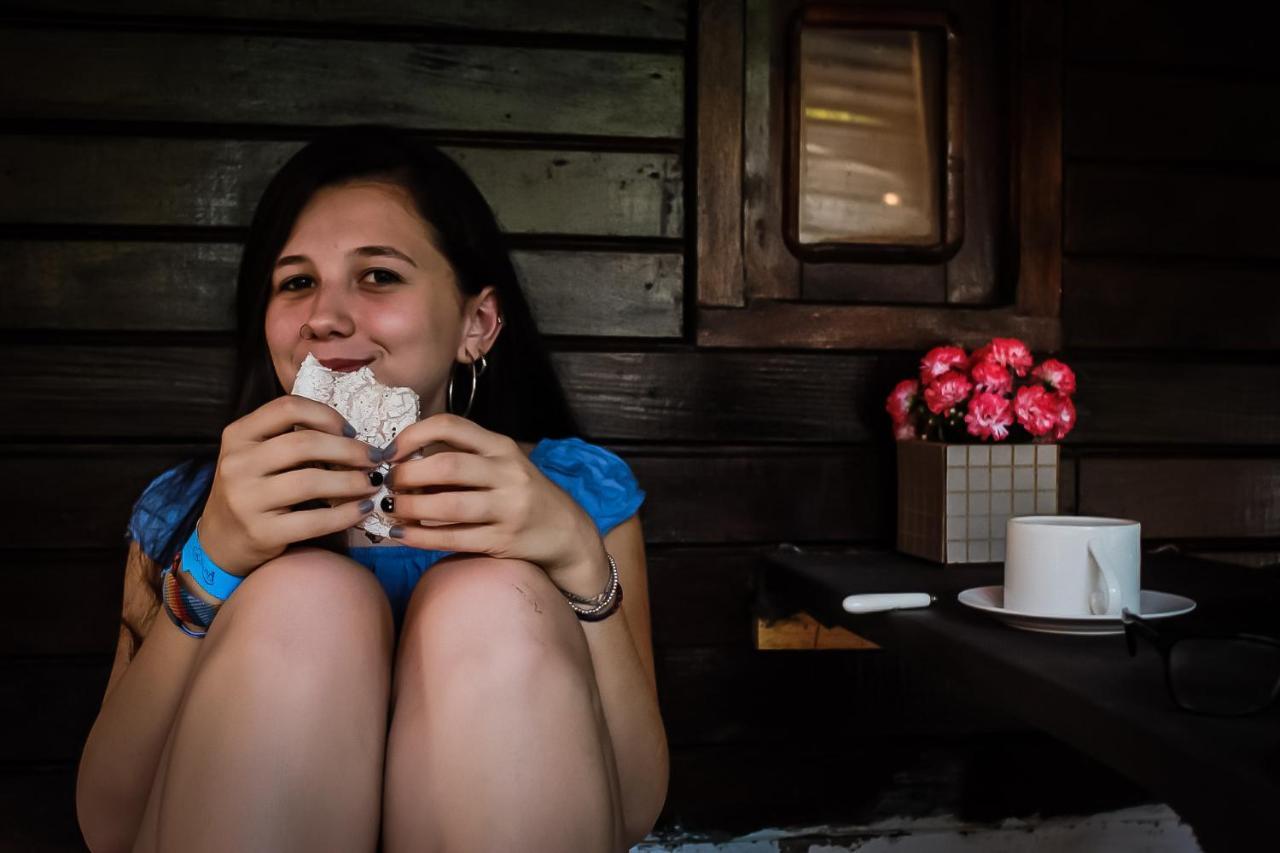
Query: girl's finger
386,489,494,525
390,521,488,554
386,451,497,491
382,413,510,463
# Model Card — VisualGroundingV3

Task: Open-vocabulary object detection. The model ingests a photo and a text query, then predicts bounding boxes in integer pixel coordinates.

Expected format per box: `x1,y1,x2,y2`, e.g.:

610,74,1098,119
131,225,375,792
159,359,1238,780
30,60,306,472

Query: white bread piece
290,352,421,538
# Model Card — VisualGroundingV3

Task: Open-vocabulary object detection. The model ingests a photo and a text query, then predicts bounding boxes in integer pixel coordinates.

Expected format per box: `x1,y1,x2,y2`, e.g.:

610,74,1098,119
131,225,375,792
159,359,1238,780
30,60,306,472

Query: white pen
842,592,936,614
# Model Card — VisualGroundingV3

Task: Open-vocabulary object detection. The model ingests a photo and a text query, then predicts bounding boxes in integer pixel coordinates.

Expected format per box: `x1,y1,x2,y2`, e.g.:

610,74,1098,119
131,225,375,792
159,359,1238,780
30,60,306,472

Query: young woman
75,125,669,853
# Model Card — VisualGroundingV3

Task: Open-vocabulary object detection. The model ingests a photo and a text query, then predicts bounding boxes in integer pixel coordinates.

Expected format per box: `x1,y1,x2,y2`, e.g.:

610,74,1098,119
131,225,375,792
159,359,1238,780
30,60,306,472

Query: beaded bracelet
560,552,624,622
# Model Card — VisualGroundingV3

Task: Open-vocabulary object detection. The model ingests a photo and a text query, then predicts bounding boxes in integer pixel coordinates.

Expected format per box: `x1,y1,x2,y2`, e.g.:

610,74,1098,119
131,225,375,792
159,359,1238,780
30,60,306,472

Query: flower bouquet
885,338,1078,564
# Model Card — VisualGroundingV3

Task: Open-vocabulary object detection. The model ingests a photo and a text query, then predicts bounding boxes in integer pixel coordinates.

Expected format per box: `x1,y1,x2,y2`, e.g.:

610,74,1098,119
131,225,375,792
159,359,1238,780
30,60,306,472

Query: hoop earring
446,353,488,418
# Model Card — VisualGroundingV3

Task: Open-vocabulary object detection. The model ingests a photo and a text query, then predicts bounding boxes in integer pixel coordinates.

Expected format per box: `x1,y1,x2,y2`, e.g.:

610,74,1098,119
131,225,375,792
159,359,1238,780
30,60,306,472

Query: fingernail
381,496,395,514
358,499,375,513
368,470,384,487
367,444,382,464
389,525,405,539
379,440,398,462
343,421,357,438
383,468,396,489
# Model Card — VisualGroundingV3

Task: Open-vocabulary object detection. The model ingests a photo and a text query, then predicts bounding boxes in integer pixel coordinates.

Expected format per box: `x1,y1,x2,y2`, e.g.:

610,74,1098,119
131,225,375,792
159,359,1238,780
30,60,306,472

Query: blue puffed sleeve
529,437,645,537
125,459,215,562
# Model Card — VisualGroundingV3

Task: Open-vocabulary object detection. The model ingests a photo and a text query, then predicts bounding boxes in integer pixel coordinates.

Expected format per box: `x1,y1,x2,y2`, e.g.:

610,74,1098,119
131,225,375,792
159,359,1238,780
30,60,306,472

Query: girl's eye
366,269,402,285
276,269,402,292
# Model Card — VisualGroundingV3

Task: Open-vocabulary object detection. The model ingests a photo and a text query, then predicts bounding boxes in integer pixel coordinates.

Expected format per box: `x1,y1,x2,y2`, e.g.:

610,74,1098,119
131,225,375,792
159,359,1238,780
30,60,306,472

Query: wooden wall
2,0,1276,850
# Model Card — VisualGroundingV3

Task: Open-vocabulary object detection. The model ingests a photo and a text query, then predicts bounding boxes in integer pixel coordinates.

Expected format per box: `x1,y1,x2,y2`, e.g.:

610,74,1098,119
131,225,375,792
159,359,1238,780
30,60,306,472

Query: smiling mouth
319,358,375,372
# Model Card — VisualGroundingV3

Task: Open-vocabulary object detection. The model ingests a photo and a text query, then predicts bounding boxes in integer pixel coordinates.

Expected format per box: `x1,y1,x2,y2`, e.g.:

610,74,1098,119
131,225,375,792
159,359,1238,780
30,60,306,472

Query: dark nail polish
381,496,394,514
367,445,382,464
368,470,384,487
389,525,405,539
343,422,357,438
379,440,397,462
358,499,375,513
383,468,396,489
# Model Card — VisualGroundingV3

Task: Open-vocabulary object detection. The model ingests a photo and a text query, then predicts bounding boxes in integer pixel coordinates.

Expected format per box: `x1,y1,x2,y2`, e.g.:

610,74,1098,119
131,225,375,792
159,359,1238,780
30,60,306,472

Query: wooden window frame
695,0,1062,351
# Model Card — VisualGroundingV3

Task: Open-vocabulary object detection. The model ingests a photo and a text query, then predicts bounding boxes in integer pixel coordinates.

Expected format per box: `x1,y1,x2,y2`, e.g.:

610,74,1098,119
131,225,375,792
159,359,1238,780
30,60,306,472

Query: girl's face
264,180,499,414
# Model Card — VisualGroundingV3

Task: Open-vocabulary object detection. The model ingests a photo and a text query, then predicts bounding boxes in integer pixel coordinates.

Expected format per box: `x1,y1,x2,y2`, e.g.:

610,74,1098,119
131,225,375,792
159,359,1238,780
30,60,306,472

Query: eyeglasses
1121,608,1280,717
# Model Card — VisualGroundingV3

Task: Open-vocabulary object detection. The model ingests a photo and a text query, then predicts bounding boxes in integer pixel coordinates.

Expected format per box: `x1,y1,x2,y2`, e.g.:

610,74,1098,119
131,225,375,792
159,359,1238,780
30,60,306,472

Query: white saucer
957,586,1197,636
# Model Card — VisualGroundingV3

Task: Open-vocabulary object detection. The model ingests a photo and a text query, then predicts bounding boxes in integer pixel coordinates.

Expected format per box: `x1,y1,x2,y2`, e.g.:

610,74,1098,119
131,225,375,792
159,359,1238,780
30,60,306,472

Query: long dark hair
126,125,579,651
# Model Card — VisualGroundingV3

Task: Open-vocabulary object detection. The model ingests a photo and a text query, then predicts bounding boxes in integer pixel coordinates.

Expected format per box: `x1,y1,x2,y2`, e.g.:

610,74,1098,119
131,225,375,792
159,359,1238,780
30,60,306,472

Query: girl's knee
399,555,589,677
212,545,394,652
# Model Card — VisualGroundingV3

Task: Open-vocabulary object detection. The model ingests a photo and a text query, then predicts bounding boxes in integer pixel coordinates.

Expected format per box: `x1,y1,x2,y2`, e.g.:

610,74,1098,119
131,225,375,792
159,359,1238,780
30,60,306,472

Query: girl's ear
457,285,502,362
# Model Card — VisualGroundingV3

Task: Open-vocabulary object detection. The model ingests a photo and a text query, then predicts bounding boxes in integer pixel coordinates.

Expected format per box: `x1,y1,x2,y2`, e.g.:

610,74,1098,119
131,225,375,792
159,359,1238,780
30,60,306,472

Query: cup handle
1087,541,1123,616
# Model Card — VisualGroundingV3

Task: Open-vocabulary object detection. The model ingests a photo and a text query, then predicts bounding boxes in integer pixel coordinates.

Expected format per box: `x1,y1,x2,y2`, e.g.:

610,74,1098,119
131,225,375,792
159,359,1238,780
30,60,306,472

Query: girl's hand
200,396,384,576
379,414,601,586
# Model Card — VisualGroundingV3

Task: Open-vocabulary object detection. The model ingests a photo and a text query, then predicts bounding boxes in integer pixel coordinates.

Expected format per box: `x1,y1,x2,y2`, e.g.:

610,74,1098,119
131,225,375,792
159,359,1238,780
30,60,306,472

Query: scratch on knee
512,583,542,613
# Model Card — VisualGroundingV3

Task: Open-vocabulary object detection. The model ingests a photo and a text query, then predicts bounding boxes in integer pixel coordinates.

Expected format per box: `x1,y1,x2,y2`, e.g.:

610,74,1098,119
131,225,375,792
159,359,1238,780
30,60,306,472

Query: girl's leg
381,555,625,853
130,547,395,853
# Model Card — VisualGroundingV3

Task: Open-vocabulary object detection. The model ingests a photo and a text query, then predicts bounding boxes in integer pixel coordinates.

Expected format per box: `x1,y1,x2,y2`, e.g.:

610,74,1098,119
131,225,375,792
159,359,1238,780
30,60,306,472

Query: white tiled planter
897,441,1060,564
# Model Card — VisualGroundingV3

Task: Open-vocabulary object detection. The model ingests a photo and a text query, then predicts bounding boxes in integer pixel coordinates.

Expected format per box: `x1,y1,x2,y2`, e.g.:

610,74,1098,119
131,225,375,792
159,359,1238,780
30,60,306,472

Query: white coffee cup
1004,516,1141,616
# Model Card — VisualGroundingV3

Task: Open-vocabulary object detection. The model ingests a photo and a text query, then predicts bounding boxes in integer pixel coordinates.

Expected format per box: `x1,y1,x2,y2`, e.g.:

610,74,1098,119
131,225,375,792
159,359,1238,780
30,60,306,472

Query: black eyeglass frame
1121,607,1280,717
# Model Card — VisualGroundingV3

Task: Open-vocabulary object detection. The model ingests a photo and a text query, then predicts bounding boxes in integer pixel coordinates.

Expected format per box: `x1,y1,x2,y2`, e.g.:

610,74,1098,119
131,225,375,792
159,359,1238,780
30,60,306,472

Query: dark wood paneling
1065,0,1270,72
1077,457,1280,539
1065,165,1280,260
4,0,688,40
1066,70,1280,165
0,763,86,853
0,137,683,238
0,659,106,762
1063,258,1280,351
0,29,683,138
11,346,1279,447
0,242,683,337
0,345,912,442
695,0,745,308
0,444,891,549
1070,361,1280,446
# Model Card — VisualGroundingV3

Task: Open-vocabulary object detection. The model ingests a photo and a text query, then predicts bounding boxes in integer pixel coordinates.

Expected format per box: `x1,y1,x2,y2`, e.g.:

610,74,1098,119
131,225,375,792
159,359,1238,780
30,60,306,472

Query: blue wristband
179,521,245,601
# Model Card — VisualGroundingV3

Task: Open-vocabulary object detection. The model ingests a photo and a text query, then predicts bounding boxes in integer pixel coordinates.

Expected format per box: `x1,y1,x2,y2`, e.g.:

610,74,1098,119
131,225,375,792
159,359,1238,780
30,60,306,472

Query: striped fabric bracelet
161,556,219,638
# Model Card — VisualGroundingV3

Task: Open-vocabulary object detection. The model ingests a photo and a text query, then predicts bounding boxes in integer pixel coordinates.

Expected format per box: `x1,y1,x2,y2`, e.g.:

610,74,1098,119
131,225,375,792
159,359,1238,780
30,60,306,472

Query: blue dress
126,437,646,630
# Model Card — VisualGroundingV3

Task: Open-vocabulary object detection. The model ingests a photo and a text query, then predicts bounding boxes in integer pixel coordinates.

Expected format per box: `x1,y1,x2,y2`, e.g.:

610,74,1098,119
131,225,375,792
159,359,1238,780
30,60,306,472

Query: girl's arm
75,541,206,853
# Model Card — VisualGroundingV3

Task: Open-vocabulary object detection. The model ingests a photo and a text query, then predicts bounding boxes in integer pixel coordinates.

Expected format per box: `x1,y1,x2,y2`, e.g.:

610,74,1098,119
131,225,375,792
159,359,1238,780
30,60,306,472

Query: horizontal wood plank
0,29,683,138
0,136,683,237
1077,457,1280,539
0,346,907,441
1066,0,1270,72
1063,258,1280,350
7,346,1280,447
1066,69,1280,165
1069,360,1280,446
0,241,683,337
1065,165,1280,260
4,0,687,40
0,444,892,550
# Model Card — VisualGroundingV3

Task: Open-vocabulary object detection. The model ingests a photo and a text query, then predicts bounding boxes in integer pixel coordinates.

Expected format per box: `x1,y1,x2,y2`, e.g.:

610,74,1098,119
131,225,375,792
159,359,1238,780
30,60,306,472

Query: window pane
797,26,943,246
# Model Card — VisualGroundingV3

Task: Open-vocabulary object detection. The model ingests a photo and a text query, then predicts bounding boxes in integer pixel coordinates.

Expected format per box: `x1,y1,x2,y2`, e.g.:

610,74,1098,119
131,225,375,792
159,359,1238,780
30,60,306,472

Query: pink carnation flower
974,337,1033,378
1033,358,1077,395
919,346,969,384
965,391,1014,441
885,379,919,425
923,370,972,415
1014,385,1057,437
894,421,917,440
1050,392,1076,441
970,360,1012,394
